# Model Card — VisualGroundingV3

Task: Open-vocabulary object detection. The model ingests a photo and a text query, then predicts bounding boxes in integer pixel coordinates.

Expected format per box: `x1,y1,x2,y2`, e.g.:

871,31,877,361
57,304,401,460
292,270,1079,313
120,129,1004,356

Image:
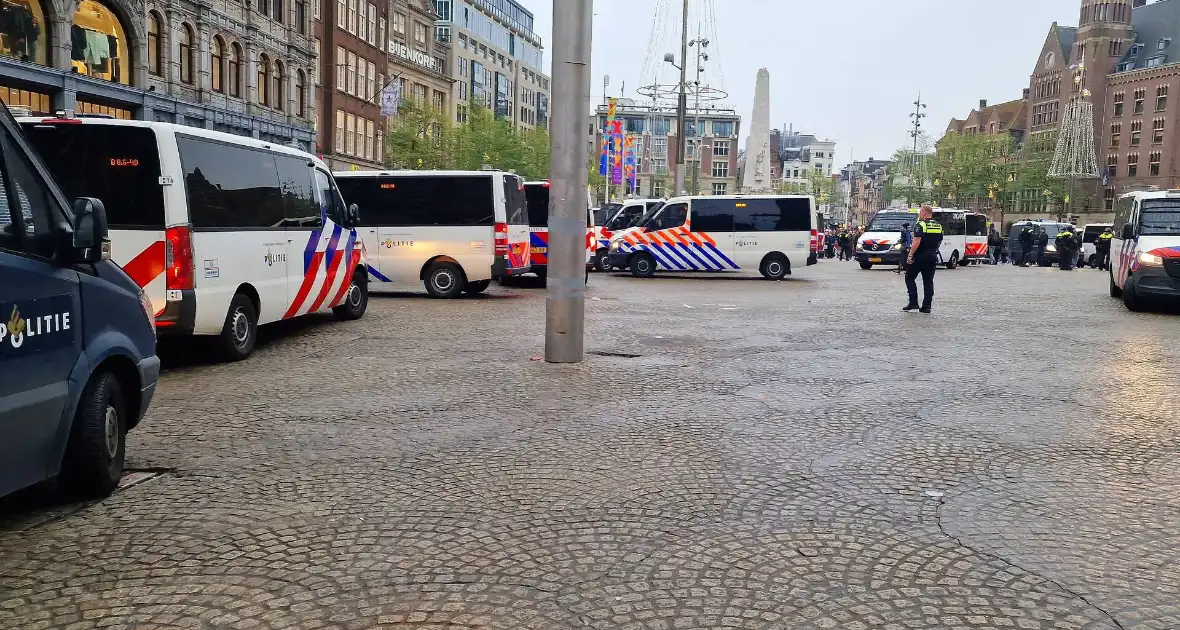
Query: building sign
388,41,440,73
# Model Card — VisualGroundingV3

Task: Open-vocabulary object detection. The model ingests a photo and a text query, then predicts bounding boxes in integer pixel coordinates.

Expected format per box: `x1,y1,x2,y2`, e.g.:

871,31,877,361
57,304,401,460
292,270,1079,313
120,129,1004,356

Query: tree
931,132,1013,209
884,147,936,206
384,99,453,170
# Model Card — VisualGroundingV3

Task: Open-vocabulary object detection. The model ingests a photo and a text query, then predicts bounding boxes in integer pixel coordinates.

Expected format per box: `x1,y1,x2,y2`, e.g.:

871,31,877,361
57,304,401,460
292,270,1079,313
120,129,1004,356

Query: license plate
869,257,883,263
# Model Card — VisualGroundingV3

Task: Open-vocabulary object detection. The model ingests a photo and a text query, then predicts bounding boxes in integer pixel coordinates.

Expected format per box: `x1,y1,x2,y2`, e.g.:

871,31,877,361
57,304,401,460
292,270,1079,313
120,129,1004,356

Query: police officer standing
1096,225,1114,270
1018,223,1034,266
903,205,943,313
1055,224,1078,270
1036,227,1050,266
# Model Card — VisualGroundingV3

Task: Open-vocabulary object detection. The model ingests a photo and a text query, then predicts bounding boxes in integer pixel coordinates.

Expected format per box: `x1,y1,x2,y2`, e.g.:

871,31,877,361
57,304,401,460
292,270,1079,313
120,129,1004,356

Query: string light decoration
1048,54,1100,180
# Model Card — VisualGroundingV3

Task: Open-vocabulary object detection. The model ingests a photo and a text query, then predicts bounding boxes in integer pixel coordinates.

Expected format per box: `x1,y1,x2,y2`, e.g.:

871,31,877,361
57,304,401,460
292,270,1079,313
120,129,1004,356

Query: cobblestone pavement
2,260,1179,630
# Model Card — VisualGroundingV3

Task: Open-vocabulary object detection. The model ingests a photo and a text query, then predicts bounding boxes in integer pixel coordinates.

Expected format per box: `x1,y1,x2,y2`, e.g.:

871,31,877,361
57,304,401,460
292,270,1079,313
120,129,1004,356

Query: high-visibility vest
918,219,943,235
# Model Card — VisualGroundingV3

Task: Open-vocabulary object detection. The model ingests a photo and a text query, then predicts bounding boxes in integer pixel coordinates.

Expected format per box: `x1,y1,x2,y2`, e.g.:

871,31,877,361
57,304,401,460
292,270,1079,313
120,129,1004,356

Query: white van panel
189,230,288,333
368,226,493,285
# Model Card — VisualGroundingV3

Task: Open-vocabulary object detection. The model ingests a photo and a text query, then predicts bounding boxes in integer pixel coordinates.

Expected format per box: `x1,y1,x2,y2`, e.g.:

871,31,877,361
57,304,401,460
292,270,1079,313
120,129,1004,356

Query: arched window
147,12,163,76
211,36,225,93
272,60,284,111
179,23,194,84
296,69,306,117
229,42,243,97
258,53,270,105
1045,52,1055,69
70,0,132,85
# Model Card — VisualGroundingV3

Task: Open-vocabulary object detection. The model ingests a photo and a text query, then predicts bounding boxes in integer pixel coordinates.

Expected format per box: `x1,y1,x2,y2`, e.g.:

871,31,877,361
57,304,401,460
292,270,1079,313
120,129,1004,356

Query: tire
60,371,126,498
425,262,465,298
1122,278,1145,312
945,252,959,270
760,254,788,280
534,268,547,280
859,261,873,270
218,293,258,361
594,248,613,272
332,269,368,321
1089,255,1098,268
1109,270,1123,297
463,279,491,295
631,252,656,278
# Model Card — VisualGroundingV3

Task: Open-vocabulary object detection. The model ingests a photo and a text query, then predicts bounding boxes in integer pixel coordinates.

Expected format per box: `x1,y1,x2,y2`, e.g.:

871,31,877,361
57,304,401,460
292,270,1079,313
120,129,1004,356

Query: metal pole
691,70,701,195
544,0,593,364
673,0,689,197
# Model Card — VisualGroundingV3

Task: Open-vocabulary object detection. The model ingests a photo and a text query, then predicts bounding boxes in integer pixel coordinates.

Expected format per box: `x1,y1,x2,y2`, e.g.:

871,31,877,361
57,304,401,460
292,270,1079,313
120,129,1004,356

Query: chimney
979,99,988,110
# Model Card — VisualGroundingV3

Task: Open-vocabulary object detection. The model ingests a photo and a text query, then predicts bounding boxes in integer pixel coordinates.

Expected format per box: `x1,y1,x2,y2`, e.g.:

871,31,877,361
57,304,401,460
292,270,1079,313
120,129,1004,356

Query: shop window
258,53,270,105
147,11,162,76
229,42,243,97
76,100,131,119
179,23,194,84
296,69,306,117
272,60,284,111
71,0,131,85
0,87,51,114
211,36,225,93
0,0,48,66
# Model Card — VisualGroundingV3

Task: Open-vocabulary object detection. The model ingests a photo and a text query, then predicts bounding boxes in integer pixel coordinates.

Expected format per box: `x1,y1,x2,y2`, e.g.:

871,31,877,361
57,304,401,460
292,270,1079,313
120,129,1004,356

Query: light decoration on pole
1048,55,1100,180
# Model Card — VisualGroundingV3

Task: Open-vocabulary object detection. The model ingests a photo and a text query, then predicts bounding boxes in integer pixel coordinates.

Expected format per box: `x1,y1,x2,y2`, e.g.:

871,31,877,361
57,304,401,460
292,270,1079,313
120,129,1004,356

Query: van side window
1113,196,1134,235
735,198,811,231
177,135,285,229
314,169,346,225
0,130,58,258
276,157,321,229
690,199,734,232
653,203,687,230
340,175,495,227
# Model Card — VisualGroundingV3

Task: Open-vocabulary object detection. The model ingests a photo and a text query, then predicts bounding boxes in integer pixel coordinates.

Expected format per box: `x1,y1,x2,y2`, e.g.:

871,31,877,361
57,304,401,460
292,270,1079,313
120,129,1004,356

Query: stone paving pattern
1,261,1178,629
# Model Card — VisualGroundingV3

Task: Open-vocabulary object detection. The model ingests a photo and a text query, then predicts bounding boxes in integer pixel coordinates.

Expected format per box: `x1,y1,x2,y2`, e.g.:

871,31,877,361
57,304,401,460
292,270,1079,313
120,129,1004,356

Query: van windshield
20,122,165,228
1139,199,1180,235
524,183,549,227
867,213,917,232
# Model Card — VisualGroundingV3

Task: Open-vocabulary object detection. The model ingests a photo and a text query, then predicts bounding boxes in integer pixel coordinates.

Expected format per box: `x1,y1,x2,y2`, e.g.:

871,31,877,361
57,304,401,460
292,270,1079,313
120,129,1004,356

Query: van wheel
760,254,789,280
425,262,465,298
333,269,368,321
1109,270,1123,297
594,248,613,272
463,280,491,295
631,252,656,278
1123,279,1145,312
60,371,126,498
218,293,258,361
945,252,959,270
859,261,873,270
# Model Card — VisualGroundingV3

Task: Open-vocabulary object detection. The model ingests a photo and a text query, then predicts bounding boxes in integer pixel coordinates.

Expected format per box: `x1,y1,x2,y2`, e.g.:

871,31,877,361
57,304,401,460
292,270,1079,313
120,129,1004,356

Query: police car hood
609,226,644,243
857,231,902,247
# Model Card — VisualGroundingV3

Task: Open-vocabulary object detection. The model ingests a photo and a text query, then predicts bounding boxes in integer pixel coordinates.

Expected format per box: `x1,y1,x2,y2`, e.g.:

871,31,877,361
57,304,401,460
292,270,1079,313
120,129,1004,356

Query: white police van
19,115,369,362
607,194,819,279
2,102,159,498
1109,189,1180,311
334,170,532,298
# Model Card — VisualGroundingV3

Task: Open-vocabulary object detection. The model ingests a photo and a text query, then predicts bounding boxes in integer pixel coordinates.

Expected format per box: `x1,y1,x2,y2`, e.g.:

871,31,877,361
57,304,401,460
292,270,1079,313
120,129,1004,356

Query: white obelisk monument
742,68,773,193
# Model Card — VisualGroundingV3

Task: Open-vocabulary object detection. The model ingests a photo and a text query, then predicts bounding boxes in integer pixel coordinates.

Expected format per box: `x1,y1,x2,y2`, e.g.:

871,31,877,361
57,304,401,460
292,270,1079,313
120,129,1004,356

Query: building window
392,11,405,37
258,53,270,105
230,42,243,97
147,12,163,76
346,51,356,95
179,23,194,84
68,0,131,85
432,89,444,112
295,0,306,33
1150,151,1162,175
1134,88,1145,114
1128,153,1139,176
713,140,729,157
1107,154,1118,177
296,70,306,116
414,22,427,48
1110,123,1121,148
1113,92,1124,117
272,60,284,111
1157,85,1168,111
335,110,344,152
347,0,357,34
1153,118,1165,144
336,0,345,28
711,183,727,195
378,17,385,50
313,0,320,20
375,129,383,163
336,46,345,91
1105,187,1115,210
364,119,374,160
211,36,225,93
345,113,356,155
312,39,320,85
1131,120,1142,146
273,0,283,24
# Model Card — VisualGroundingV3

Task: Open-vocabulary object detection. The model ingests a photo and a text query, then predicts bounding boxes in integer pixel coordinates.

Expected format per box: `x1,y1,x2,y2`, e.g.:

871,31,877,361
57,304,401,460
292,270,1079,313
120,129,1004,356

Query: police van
855,209,917,269
592,198,664,271
1109,190,1180,311
19,115,369,362
607,194,819,279
333,170,531,298
1,102,159,498
524,180,595,279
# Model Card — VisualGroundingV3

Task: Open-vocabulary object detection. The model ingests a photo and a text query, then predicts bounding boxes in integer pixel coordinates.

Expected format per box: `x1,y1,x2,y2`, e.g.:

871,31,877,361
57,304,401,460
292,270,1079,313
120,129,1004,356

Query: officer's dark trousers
1098,249,1110,270
905,254,937,307
1059,248,1075,270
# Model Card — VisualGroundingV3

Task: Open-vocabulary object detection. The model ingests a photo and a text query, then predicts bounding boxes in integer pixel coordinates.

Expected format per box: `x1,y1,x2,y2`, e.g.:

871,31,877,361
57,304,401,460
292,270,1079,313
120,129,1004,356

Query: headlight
138,289,156,338
1138,251,1164,266
855,243,863,252
1046,245,1057,252
892,243,903,251
609,240,620,252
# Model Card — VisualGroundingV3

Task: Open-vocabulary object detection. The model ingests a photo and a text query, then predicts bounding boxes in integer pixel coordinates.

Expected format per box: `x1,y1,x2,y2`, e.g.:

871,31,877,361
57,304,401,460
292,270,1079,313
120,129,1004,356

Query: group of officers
1014,223,1114,270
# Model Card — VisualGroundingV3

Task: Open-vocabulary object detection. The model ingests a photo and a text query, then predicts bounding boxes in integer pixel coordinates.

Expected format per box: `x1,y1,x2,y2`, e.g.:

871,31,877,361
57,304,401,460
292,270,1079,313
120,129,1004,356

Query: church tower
1075,0,1136,91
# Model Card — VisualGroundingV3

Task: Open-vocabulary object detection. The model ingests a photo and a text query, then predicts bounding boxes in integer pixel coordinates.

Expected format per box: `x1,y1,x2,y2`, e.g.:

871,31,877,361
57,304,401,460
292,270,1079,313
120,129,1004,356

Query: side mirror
72,197,108,263
347,203,360,227
1122,223,1134,240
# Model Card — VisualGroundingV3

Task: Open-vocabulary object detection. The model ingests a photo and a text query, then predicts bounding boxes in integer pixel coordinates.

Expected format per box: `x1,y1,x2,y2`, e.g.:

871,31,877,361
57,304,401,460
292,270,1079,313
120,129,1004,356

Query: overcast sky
526,0,1084,169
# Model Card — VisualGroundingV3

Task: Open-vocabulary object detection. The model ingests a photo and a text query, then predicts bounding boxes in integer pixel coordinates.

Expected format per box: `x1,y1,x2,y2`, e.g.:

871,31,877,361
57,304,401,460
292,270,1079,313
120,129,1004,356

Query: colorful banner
624,135,637,194
609,120,624,186
599,137,609,176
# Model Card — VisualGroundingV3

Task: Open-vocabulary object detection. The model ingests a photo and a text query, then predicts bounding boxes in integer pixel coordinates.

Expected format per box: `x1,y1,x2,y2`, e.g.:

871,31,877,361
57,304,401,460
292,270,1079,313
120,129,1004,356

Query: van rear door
501,174,530,273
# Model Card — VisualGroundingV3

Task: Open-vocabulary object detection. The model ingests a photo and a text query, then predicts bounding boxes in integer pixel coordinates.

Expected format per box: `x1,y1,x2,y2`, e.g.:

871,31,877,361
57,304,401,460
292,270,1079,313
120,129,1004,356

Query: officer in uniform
1018,223,1035,266
1096,225,1114,270
903,204,943,313
1055,224,1078,270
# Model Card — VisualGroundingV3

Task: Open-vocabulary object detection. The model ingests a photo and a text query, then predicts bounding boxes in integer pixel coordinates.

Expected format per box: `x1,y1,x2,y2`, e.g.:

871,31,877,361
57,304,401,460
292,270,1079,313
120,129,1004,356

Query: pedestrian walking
1096,225,1113,270
903,205,943,314
1055,225,1078,270
988,225,1003,265
1017,224,1034,266
824,228,836,259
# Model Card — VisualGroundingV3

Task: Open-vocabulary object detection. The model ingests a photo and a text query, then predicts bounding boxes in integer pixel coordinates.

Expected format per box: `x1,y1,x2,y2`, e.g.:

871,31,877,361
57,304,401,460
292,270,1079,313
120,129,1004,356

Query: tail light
810,229,819,253
165,226,194,290
494,222,509,256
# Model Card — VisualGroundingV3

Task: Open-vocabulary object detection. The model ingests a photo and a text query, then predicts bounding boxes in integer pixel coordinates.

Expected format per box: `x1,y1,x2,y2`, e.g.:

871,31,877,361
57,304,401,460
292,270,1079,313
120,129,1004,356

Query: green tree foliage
384,98,550,180
884,148,937,206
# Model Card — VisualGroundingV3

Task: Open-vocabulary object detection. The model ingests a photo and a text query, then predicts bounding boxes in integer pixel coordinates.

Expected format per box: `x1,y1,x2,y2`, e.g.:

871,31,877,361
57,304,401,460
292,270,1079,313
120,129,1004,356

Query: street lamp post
544,0,593,363
908,94,927,206
688,34,708,195
672,0,689,196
